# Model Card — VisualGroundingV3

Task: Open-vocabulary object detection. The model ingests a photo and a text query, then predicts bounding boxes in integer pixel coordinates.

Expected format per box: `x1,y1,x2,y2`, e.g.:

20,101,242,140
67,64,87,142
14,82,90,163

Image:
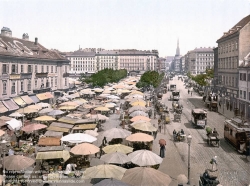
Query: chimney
22,33,29,40
35,37,38,45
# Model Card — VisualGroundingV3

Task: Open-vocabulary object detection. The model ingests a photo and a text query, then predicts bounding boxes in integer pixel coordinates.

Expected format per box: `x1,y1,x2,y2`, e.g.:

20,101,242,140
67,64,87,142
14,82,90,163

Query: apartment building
216,15,250,115
0,27,70,100
66,49,159,74
185,47,214,75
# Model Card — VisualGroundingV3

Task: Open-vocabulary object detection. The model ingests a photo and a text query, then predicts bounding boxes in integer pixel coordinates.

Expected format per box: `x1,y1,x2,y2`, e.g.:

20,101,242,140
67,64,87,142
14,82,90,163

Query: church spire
176,38,180,56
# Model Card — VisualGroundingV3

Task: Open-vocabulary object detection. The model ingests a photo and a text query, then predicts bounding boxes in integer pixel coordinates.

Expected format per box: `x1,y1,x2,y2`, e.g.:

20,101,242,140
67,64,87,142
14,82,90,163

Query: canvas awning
2,99,19,111
37,146,65,152
47,126,70,133
0,101,8,113
57,117,78,124
21,95,34,105
44,131,63,137
45,92,54,99
50,122,73,129
38,137,61,146
29,95,39,103
36,150,70,162
12,97,26,106
36,93,50,101
72,124,97,130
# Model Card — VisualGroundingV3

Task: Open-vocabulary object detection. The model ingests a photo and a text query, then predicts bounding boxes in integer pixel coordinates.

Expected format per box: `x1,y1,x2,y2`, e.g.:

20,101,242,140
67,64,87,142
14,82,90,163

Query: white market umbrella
103,128,131,139
84,129,99,137
100,152,130,164
9,112,24,118
61,133,97,143
48,110,65,116
128,150,163,166
39,108,53,114
6,119,22,130
129,111,148,117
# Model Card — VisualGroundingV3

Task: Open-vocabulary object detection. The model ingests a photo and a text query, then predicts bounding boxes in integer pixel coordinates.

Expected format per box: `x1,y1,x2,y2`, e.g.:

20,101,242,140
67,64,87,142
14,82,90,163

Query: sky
1,0,250,57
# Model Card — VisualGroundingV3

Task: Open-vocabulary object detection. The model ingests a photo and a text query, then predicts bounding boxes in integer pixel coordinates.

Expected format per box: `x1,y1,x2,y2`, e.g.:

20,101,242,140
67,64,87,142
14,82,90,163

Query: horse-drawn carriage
209,101,218,112
199,169,220,186
172,101,183,113
206,127,220,147
170,91,180,101
191,108,207,128
173,108,182,122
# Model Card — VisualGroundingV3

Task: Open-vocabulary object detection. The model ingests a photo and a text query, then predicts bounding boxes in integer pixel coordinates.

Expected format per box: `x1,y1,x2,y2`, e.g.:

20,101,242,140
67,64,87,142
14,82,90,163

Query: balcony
35,72,48,78
9,74,21,80
21,73,32,79
63,72,70,77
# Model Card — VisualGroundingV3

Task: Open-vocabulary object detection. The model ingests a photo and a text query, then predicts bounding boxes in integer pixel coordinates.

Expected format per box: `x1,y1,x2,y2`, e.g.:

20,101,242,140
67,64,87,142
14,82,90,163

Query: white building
238,52,250,121
66,49,159,74
186,47,214,75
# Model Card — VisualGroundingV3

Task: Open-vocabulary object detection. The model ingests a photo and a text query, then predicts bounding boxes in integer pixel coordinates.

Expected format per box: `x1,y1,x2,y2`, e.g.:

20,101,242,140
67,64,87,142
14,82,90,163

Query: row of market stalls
0,76,179,186
0,92,54,114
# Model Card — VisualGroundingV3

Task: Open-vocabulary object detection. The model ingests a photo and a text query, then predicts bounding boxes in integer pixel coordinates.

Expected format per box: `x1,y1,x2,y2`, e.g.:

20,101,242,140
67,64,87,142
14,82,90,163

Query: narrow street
160,76,250,186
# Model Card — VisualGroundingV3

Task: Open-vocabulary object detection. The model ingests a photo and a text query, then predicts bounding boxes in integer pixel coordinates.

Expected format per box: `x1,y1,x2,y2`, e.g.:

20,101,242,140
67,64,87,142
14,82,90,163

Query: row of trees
187,68,214,86
136,71,164,88
81,69,127,87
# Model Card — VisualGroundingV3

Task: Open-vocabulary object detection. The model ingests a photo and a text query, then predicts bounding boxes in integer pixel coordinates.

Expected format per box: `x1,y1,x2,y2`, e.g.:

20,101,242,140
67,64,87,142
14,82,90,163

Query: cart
209,101,218,112
165,114,170,124
174,113,181,122
207,133,220,147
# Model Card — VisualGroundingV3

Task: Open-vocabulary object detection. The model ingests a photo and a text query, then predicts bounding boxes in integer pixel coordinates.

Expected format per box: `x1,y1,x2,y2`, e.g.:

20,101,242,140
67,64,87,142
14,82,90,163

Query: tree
136,71,163,88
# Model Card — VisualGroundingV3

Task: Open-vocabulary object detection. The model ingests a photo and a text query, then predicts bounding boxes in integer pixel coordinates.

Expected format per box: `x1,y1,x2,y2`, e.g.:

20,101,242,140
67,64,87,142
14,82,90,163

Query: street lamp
187,134,192,185
1,139,7,186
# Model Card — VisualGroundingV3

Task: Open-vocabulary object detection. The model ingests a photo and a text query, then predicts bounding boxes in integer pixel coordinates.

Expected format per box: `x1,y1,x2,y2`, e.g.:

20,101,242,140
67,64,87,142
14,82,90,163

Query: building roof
1,27,11,32
217,14,250,42
191,47,214,52
0,35,68,61
67,50,96,57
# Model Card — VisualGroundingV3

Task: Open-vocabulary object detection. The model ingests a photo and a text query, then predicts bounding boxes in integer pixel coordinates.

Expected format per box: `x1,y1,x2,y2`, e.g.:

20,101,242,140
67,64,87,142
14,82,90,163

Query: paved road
160,76,250,186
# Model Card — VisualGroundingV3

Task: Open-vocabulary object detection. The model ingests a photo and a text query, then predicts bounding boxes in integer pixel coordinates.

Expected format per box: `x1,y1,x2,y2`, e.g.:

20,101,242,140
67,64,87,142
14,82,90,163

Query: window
11,64,16,73
2,81,7,94
51,66,53,73
248,74,250,82
35,79,37,88
28,65,32,73
28,80,31,91
21,81,24,91
35,65,37,73
2,64,7,74
55,66,57,73
240,90,242,98
47,66,49,72
11,81,15,94
55,77,57,86
243,91,246,99
41,66,44,73
240,73,247,81
21,65,24,73
65,66,67,72
51,78,53,87
41,78,44,88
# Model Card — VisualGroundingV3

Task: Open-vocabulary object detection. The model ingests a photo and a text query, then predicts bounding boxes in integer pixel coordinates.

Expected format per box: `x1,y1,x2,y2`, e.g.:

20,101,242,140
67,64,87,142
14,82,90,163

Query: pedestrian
159,144,166,158
102,137,107,146
191,91,192,96
188,89,190,94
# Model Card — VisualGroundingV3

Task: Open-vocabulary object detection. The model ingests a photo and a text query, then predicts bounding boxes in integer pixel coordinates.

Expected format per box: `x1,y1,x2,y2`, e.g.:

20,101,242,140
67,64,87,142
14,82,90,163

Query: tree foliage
136,71,164,88
188,68,214,86
81,69,127,87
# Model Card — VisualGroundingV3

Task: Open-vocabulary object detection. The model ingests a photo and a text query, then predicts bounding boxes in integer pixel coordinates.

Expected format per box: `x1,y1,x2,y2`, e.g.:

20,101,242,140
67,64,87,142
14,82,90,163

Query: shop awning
44,131,63,137
45,92,54,99
50,122,73,129
47,126,70,133
38,137,61,146
12,97,26,106
21,95,34,105
2,99,19,111
57,117,78,124
29,95,39,103
36,93,49,101
36,150,70,162
0,101,8,113
72,124,97,130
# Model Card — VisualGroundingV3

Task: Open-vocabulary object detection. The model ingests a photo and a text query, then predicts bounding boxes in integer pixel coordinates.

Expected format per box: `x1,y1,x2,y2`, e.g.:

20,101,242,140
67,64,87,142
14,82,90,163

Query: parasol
159,139,166,146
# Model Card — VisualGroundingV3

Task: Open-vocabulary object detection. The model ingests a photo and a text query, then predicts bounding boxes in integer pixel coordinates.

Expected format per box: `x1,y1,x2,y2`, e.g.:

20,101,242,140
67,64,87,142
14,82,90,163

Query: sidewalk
217,104,234,120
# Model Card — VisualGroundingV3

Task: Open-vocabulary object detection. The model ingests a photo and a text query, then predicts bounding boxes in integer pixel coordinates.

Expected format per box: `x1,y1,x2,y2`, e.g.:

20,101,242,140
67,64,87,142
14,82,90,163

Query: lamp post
187,134,192,185
1,139,7,186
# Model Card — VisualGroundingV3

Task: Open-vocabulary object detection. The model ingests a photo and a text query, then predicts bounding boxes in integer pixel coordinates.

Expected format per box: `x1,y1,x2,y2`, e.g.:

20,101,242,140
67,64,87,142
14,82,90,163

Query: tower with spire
175,38,180,56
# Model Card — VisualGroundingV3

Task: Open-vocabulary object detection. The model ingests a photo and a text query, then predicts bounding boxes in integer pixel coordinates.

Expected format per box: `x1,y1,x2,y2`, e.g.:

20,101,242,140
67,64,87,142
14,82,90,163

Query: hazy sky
1,0,249,57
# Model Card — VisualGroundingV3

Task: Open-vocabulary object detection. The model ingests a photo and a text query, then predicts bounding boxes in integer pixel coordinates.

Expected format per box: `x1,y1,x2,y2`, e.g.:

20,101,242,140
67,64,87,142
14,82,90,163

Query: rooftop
0,35,67,61
217,14,250,42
